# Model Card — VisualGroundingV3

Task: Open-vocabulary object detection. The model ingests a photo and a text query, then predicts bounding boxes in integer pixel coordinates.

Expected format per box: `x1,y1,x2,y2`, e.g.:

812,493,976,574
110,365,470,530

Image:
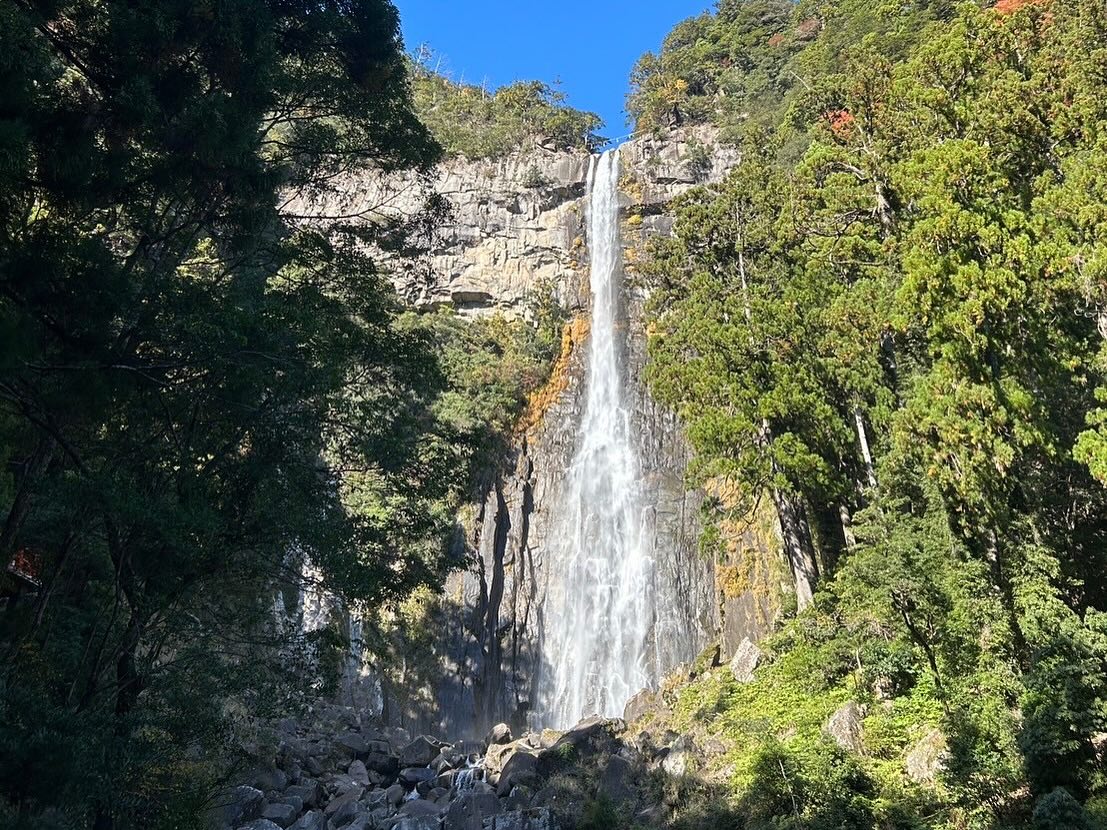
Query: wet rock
826,701,866,752
260,803,298,829
729,638,762,683
486,723,513,746
906,729,948,784
400,736,444,768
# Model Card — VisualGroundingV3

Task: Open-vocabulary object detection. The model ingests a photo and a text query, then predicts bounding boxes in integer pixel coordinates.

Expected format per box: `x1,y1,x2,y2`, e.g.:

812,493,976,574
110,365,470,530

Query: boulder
826,701,866,752
661,736,695,777
486,723,513,746
336,733,371,758
323,786,364,819
238,822,283,830
328,799,364,828
485,741,532,782
905,729,948,784
248,767,290,793
385,783,406,806
364,748,399,776
399,799,444,819
215,785,265,827
729,638,762,683
496,752,540,797
399,736,443,768
444,791,501,830
393,817,440,830
347,760,370,786
275,795,303,815
284,780,323,809
398,767,437,788
600,755,634,805
287,811,326,830
484,807,554,830
623,688,660,723
260,803,299,829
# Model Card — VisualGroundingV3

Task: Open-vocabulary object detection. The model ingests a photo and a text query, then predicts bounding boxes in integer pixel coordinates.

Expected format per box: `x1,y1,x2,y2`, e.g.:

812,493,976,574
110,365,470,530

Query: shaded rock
444,791,502,830
323,786,364,818
248,767,290,793
287,811,326,830
260,803,298,829
275,795,303,815
600,755,634,805
487,723,513,746
826,701,866,752
329,799,364,828
398,767,437,788
216,785,265,827
496,753,539,797
336,733,370,758
238,821,283,830
393,817,440,830
347,760,370,786
399,736,443,768
906,729,948,784
399,799,444,818
484,807,554,830
364,748,399,776
503,785,533,811
385,784,405,807
729,638,762,683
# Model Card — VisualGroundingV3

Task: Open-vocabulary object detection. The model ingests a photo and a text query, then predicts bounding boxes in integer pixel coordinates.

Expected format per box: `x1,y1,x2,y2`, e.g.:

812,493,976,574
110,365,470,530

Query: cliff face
338,128,774,737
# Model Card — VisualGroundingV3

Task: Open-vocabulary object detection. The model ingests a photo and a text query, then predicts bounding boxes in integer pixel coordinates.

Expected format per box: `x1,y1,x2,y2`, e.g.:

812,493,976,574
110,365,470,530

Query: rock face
308,126,777,738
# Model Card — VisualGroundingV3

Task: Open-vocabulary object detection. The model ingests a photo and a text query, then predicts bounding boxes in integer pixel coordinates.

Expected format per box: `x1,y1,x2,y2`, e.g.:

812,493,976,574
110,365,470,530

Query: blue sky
397,1,713,141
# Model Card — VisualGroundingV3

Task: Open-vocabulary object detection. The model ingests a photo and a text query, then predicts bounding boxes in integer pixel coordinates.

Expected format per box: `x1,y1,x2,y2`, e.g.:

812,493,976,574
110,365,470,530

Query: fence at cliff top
534,148,675,728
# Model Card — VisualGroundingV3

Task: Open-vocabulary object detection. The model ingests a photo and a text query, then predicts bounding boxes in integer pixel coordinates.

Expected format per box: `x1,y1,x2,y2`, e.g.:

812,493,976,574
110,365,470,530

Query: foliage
642,0,1107,826
0,0,457,826
411,47,604,158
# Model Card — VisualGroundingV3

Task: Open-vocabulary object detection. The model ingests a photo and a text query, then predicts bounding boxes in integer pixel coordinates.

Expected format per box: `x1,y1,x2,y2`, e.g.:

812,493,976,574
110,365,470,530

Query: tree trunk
772,486,819,610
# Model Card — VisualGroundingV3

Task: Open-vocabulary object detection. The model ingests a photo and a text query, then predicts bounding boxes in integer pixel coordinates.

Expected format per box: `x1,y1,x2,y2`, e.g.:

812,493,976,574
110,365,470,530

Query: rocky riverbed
215,701,699,830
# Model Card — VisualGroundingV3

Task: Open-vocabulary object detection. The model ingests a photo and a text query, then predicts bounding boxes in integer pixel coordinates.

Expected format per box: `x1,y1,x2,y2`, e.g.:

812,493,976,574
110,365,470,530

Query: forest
2,0,1107,829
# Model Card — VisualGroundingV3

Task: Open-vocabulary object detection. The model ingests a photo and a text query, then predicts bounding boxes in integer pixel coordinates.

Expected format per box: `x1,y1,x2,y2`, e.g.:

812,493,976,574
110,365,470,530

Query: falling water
537,148,658,728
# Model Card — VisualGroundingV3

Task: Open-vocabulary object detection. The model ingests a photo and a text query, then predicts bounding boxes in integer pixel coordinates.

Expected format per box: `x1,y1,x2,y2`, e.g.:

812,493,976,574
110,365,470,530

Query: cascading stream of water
538,148,658,728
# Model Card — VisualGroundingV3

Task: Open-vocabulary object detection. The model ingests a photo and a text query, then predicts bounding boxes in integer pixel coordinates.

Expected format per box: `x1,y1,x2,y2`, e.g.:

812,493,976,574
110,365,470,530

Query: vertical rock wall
340,129,779,737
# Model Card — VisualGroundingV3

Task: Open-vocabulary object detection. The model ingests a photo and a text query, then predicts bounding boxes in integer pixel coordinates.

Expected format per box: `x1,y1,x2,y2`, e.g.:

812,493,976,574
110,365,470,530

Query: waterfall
536,148,658,728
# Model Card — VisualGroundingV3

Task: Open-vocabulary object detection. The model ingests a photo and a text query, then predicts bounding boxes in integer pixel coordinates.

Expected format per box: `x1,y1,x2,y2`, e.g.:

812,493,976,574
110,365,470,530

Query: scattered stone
444,791,501,830
347,760,370,786
398,767,437,788
399,799,444,818
237,821,283,830
284,780,322,809
323,786,364,818
826,701,866,752
486,723,513,746
399,736,443,768
215,785,265,827
336,733,370,758
906,729,948,784
287,811,326,830
260,802,298,829
484,807,554,830
729,638,763,683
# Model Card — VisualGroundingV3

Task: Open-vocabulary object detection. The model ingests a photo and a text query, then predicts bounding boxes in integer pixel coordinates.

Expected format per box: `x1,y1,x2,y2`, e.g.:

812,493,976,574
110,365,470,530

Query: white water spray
536,149,658,727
